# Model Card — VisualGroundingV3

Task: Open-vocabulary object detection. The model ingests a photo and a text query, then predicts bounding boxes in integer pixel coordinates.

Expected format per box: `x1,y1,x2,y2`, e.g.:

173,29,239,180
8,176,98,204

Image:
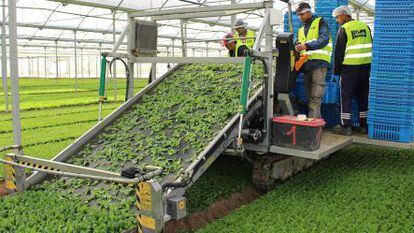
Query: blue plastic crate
368,122,414,143
368,109,414,124
324,79,340,104
374,27,414,36
321,104,340,128
350,99,360,127
294,78,307,102
369,80,414,88
376,0,414,5
370,73,414,83
293,75,340,104
371,63,414,75
374,15,414,23
374,21,414,29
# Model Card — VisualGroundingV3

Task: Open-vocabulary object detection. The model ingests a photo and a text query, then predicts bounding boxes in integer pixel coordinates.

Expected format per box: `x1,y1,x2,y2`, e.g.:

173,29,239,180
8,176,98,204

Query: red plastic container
272,115,326,151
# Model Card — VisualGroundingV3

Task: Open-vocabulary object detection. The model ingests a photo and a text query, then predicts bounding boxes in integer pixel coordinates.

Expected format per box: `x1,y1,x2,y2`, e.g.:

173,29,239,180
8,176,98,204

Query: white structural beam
1,34,222,50
49,0,135,12
8,0,22,153
129,2,267,18
349,0,374,16
47,0,259,31
1,0,8,112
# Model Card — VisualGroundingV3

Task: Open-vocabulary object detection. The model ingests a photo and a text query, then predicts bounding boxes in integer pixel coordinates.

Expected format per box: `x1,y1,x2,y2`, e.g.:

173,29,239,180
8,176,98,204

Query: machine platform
269,132,414,160
269,132,353,160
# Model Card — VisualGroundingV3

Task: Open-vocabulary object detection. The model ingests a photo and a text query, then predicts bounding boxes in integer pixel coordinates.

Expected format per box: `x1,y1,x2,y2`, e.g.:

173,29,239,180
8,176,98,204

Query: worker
222,33,237,57
233,19,255,57
295,2,332,118
331,5,372,136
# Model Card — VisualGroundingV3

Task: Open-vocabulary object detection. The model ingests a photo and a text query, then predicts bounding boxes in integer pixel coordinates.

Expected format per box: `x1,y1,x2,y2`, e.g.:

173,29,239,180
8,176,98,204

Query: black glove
121,167,143,179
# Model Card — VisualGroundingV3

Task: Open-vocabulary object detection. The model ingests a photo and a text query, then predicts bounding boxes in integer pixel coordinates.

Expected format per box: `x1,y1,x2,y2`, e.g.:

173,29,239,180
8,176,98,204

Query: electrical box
167,196,187,220
133,20,158,56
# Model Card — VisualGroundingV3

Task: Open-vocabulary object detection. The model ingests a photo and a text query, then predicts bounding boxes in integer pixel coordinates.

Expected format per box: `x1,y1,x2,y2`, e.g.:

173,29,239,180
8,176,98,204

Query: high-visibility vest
341,20,372,65
234,30,255,57
298,17,332,63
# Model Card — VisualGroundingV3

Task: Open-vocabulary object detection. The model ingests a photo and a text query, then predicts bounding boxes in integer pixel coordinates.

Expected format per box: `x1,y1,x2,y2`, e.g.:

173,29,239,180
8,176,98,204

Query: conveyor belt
24,63,264,204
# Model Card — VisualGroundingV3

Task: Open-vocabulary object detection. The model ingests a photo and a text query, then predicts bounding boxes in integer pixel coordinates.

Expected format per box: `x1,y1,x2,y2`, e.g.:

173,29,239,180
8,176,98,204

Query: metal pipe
44,47,47,78
80,48,84,79
26,57,29,77
1,0,8,112
111,25,128,54
112,10,118,101
36,56,40,78
0,144,22,153
231,0,236,34
8,0,22,154
0,159,162,185
74,30,78,92
55,40,58,83
180,19,187,57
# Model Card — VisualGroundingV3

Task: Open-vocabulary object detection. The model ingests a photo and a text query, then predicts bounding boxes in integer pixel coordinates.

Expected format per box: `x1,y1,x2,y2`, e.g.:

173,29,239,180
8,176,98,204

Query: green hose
239,55,252,115
99,55,107,102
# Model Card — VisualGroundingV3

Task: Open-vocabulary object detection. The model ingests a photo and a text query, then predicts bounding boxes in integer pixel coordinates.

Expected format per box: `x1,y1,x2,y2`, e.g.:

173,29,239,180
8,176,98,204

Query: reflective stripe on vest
234,30,255,57
297,17,332,63
341,20,372,65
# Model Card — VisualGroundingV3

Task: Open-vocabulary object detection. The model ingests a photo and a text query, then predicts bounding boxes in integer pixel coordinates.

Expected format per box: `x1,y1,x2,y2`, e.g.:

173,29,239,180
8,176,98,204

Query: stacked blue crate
368,0,414,142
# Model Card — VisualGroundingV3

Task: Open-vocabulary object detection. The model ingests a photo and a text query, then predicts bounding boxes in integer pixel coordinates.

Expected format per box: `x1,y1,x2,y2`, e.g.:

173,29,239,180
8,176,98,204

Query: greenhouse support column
55,40,58,83
1,0,8,112
149,19,156,82
44,46,47,78
180,19,187,57
67,56,70,78
112,10,118,100
172,39,175,58
126,15,135,99
8,0,22,154
206,42,209,57
87,55,91,78
192,48,195,57
81,48,84,79
231,0,236,34
37,57,40,78
74,30,78,92
27,57,30,77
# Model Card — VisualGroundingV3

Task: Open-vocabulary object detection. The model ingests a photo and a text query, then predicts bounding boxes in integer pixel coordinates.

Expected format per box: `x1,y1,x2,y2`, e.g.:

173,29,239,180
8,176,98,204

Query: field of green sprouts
0,78,146,178
198,145,414,233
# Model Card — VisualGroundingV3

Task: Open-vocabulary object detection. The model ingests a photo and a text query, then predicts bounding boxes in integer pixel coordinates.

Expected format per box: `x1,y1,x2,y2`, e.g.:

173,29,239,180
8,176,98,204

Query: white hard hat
233,19,248,29
332,5,353,17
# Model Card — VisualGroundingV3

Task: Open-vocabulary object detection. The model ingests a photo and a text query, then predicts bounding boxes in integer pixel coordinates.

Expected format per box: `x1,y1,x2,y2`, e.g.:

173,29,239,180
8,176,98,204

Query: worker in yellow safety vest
233,19,255,57
331,5,372,136
295,2,333,118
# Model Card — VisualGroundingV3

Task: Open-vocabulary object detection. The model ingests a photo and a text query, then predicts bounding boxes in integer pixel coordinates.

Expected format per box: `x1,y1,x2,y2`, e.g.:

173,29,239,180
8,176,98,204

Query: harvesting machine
1,1,412,233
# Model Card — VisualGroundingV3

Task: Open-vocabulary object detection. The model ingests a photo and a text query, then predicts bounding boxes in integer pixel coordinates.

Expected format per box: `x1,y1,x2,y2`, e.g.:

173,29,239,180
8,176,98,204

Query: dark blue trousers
340,66,370,127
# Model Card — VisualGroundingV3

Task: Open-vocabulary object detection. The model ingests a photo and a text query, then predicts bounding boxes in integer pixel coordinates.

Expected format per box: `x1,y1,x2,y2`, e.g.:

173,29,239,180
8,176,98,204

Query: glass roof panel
3,0,375,58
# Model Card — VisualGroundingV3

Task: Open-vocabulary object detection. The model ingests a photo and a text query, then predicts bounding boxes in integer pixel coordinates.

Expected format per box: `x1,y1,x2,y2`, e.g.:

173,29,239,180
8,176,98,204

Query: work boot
332,125,352,136
353,125,368,135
